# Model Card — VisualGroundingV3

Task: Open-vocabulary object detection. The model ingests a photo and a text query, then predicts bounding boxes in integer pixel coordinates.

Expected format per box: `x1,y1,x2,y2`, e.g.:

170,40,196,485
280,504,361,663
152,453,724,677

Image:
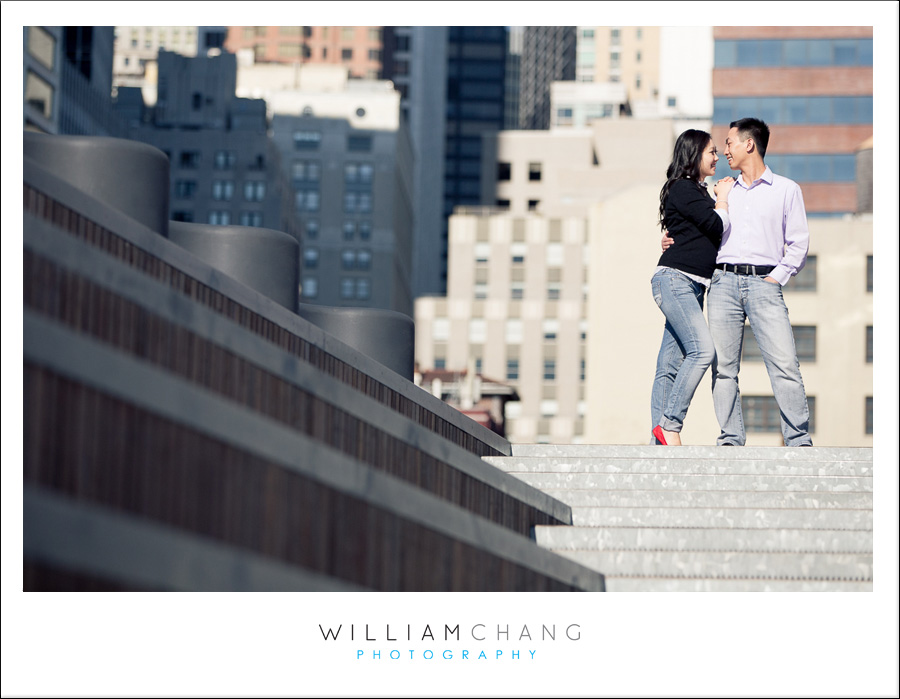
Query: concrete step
510,472,872,493
484,455,873,477
486,444,874,591
569,506,873,529
509,444,873,461
554,549,872,580
539,489,873,509
534,526,873,553
601,577,873,592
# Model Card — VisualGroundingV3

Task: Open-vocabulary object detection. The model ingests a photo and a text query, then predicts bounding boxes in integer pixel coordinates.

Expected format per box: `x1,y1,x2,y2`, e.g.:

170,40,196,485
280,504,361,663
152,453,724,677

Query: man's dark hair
730,117,770,159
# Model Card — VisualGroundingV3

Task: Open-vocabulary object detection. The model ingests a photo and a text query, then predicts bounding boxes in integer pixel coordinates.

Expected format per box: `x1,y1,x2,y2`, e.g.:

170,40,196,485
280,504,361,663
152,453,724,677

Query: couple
650,117,813,448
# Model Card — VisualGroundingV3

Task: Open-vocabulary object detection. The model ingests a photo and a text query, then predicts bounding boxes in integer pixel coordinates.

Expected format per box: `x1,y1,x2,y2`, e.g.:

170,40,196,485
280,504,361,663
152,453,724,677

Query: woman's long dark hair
658,129,712,229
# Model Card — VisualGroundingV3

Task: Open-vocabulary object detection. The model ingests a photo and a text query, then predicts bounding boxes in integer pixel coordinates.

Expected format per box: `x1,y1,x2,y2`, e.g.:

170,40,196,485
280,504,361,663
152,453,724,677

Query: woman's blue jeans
650,268,716,441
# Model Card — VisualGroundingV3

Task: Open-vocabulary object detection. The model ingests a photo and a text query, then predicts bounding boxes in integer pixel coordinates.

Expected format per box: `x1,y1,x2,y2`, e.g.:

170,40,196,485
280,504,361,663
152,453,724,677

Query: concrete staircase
484,445,874,591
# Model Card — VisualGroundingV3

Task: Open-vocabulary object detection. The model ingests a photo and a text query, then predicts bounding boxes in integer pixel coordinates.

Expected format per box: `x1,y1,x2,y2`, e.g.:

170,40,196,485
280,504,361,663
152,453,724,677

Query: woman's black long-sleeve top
656,178,724,278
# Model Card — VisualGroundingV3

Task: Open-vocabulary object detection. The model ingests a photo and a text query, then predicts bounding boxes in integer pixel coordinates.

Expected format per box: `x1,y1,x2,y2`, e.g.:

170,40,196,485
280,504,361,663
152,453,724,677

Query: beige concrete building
415,212,590,444
585,185,874,447
577,26,661,108
419,119,674,444
480,118,675,218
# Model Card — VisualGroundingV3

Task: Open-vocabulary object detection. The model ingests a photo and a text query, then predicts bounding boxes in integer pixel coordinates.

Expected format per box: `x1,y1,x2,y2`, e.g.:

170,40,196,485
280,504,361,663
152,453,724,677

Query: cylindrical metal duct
297,303,415,381
168,221,300,312
23,132,170,236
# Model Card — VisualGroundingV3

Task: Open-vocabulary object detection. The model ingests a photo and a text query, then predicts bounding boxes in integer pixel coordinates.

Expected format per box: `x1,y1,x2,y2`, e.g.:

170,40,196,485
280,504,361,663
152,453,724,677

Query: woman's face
699,139,719,179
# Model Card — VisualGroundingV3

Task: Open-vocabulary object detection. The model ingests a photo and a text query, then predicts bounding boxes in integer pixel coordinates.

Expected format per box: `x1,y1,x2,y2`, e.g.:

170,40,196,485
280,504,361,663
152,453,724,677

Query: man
664,117,813,446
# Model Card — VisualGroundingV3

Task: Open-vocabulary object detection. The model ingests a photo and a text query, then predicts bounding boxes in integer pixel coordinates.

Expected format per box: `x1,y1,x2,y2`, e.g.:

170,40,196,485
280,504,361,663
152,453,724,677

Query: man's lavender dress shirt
717,166,810,286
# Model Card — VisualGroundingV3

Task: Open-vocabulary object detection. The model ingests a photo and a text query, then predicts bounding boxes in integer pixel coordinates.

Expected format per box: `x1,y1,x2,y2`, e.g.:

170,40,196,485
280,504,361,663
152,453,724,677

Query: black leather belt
716,263,776,276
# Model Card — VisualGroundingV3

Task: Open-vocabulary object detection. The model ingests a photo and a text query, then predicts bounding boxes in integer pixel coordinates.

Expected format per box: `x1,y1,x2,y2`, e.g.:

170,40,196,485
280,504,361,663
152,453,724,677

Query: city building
25,26,121,136
24,26,61,133
710,26,873,216
235,62,414,316
504,27,523,130
224,26,383,78
481,118,675,217
576,26,660,115
549,81,628,129
119,50,299,244
415,211,590,444
418,120,673,444
518,26,576,130
380,27,448,299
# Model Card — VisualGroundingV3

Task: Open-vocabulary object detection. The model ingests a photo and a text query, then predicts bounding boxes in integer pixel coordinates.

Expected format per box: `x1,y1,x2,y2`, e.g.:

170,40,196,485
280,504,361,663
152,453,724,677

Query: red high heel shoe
652,425,668,445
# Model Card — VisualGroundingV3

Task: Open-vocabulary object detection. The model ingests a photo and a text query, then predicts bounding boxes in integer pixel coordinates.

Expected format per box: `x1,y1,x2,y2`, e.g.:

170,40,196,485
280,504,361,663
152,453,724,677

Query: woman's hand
714,177,735,199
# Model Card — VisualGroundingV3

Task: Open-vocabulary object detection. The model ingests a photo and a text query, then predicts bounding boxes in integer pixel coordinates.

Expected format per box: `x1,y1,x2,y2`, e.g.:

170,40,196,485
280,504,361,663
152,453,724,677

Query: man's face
724,127,749,172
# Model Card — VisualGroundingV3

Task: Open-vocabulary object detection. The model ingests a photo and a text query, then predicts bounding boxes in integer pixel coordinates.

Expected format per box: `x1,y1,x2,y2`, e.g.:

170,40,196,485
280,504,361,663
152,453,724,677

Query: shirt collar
734,165,775,189
735,166,774,189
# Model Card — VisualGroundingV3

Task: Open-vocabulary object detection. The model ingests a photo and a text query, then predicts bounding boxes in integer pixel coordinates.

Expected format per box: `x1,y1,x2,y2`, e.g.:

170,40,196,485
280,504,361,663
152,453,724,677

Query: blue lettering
443,650,453,659
424,650,433,659
390,650,400,659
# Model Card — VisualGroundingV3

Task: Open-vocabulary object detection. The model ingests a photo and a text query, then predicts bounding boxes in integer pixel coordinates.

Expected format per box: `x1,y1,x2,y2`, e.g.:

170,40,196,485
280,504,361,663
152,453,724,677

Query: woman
650,130,733,446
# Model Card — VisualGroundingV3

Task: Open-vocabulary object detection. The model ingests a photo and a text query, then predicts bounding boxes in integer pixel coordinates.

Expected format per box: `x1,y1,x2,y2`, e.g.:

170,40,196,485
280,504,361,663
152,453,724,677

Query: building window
179,151,200,169
543,360,556,381
359,221,372,239
345,162,374,184
540,400,559,418
348,135,373,152
172,210,193,222
341,278,356,299
341,250,356,270
580,359,586,381
547,284,561,301
497,162,511,181
865,396,873,435
243,181,266,202
28,26,56,70
866,326,873,363
212,180,234,201
505,319,523,344
292,160,321,184
343,221,356,240
208,211,230,225
356,278,371,300
496,199,510,209
743,325,816,363
305,220,319,239
528,200,540,211
295,190,320,213
357,249,372,271
303,277,318,299
528,162,542,181
341,47,354,60
610,28,620,45
214,150,235,170
510,283,524,300
304,248,319,269
867,255,873,292
507,359,519,381
434,358,446,370
174,180,197,199
24,71,54,120
743,395,816,434
469,319,486,344
293,131,322,150
786,255,817,292
543,320,558,343
474,283,488,299
511,243,526,264
239,211,263,227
